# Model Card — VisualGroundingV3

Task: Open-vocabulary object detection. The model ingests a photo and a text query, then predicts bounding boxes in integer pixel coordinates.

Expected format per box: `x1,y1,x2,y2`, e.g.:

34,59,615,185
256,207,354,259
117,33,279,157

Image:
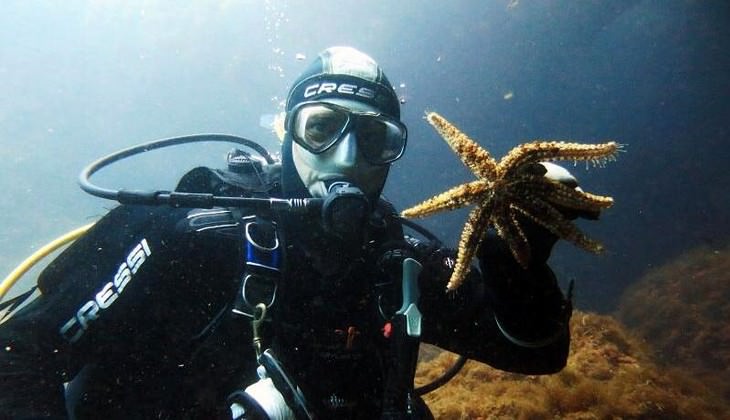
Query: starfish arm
446,202,493,291
492,205,532,268
425,112,498,180
499,141,620,179
545,181,614,211
511,196,604,254
401,180,490,218
513,176,614,212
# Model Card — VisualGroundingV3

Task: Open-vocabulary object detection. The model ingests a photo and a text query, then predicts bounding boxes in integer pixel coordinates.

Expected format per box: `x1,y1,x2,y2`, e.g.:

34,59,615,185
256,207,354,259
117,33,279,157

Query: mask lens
293,104,349,152
357,117,406,164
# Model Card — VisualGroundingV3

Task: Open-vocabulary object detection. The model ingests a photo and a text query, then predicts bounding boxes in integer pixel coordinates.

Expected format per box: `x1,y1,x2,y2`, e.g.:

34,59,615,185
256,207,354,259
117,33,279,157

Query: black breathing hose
414,355,468,396
78,133,320,211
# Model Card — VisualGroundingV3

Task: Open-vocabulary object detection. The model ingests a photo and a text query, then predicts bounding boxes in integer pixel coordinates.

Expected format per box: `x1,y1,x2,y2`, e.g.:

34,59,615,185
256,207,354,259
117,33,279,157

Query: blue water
1,0,728,313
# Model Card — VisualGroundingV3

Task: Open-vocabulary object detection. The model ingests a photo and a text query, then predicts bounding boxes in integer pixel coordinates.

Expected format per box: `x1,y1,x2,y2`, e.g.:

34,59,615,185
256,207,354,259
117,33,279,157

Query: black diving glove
478,162,594,347
503,161,601,265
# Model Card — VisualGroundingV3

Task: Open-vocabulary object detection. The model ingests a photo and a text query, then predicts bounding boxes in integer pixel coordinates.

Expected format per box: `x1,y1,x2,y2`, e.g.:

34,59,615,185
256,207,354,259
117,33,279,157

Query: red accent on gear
382,322,393,338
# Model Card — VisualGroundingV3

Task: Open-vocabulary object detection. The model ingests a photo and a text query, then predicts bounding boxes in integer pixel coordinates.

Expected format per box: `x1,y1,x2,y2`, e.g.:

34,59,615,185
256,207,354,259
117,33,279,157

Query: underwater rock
416,310,729,419
616,245,730,404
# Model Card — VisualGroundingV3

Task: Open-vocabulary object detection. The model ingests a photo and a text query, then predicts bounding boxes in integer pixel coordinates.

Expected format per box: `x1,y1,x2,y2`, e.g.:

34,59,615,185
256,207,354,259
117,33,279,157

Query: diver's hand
476,163,581,347
478,228,572,349
476,162,579,347
517,162,600,265
479,161,588,283
540,162,601,220
229,377,295,420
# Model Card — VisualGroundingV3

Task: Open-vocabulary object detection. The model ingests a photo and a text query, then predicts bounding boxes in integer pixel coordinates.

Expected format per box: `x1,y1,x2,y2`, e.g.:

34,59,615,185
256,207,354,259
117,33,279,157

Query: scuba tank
175,147,281,198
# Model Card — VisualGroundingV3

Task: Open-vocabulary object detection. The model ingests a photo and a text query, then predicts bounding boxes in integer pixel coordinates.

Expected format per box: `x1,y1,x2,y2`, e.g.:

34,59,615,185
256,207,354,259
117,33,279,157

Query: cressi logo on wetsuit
59,238,151,343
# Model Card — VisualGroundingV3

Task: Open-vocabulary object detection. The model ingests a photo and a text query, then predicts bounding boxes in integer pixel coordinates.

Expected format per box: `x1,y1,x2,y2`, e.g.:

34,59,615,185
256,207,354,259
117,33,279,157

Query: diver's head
281,46,406,203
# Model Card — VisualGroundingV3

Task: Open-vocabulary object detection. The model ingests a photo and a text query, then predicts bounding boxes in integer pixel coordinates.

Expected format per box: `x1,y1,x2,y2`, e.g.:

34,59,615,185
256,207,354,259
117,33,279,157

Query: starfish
402,112,620,291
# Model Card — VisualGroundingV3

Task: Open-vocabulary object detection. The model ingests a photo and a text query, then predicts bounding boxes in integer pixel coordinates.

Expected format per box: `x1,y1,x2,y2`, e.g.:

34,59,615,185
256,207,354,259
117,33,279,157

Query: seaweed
416,310,729,419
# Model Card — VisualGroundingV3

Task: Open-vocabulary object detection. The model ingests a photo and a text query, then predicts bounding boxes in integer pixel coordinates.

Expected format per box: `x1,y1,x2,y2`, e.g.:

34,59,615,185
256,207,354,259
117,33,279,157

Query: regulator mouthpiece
321,182,369,240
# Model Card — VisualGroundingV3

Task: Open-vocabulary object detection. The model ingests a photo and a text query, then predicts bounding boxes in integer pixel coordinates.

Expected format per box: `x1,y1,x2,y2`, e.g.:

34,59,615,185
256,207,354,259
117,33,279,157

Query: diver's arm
0,205,183,418
0,204,242,418
0,296,70,418
0,207,141,418
419,163,592,374
418,224,571,374
478,226,573,373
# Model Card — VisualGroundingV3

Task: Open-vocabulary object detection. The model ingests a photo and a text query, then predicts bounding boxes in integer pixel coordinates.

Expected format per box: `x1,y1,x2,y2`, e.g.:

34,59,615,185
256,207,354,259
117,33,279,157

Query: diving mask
286,101,407,166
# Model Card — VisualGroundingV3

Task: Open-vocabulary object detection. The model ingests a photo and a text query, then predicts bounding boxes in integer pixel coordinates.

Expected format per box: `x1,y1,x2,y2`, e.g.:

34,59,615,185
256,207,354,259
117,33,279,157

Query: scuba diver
0,46,583,419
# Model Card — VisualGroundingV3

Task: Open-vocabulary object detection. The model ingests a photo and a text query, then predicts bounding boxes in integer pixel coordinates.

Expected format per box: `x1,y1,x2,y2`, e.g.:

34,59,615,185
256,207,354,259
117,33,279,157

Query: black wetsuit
0,169,572,419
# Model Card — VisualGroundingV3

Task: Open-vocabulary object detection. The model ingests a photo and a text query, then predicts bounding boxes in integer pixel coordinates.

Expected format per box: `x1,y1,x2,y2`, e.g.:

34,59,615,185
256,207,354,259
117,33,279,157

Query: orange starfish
402,112,620,291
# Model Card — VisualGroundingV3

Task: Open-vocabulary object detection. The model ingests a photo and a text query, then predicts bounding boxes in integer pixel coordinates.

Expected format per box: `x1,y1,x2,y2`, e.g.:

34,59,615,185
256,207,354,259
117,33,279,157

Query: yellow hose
0,223,95,302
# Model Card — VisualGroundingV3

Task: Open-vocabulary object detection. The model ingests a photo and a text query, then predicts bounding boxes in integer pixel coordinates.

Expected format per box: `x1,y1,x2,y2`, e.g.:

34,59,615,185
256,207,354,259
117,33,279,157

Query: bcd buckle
232,215,281,318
